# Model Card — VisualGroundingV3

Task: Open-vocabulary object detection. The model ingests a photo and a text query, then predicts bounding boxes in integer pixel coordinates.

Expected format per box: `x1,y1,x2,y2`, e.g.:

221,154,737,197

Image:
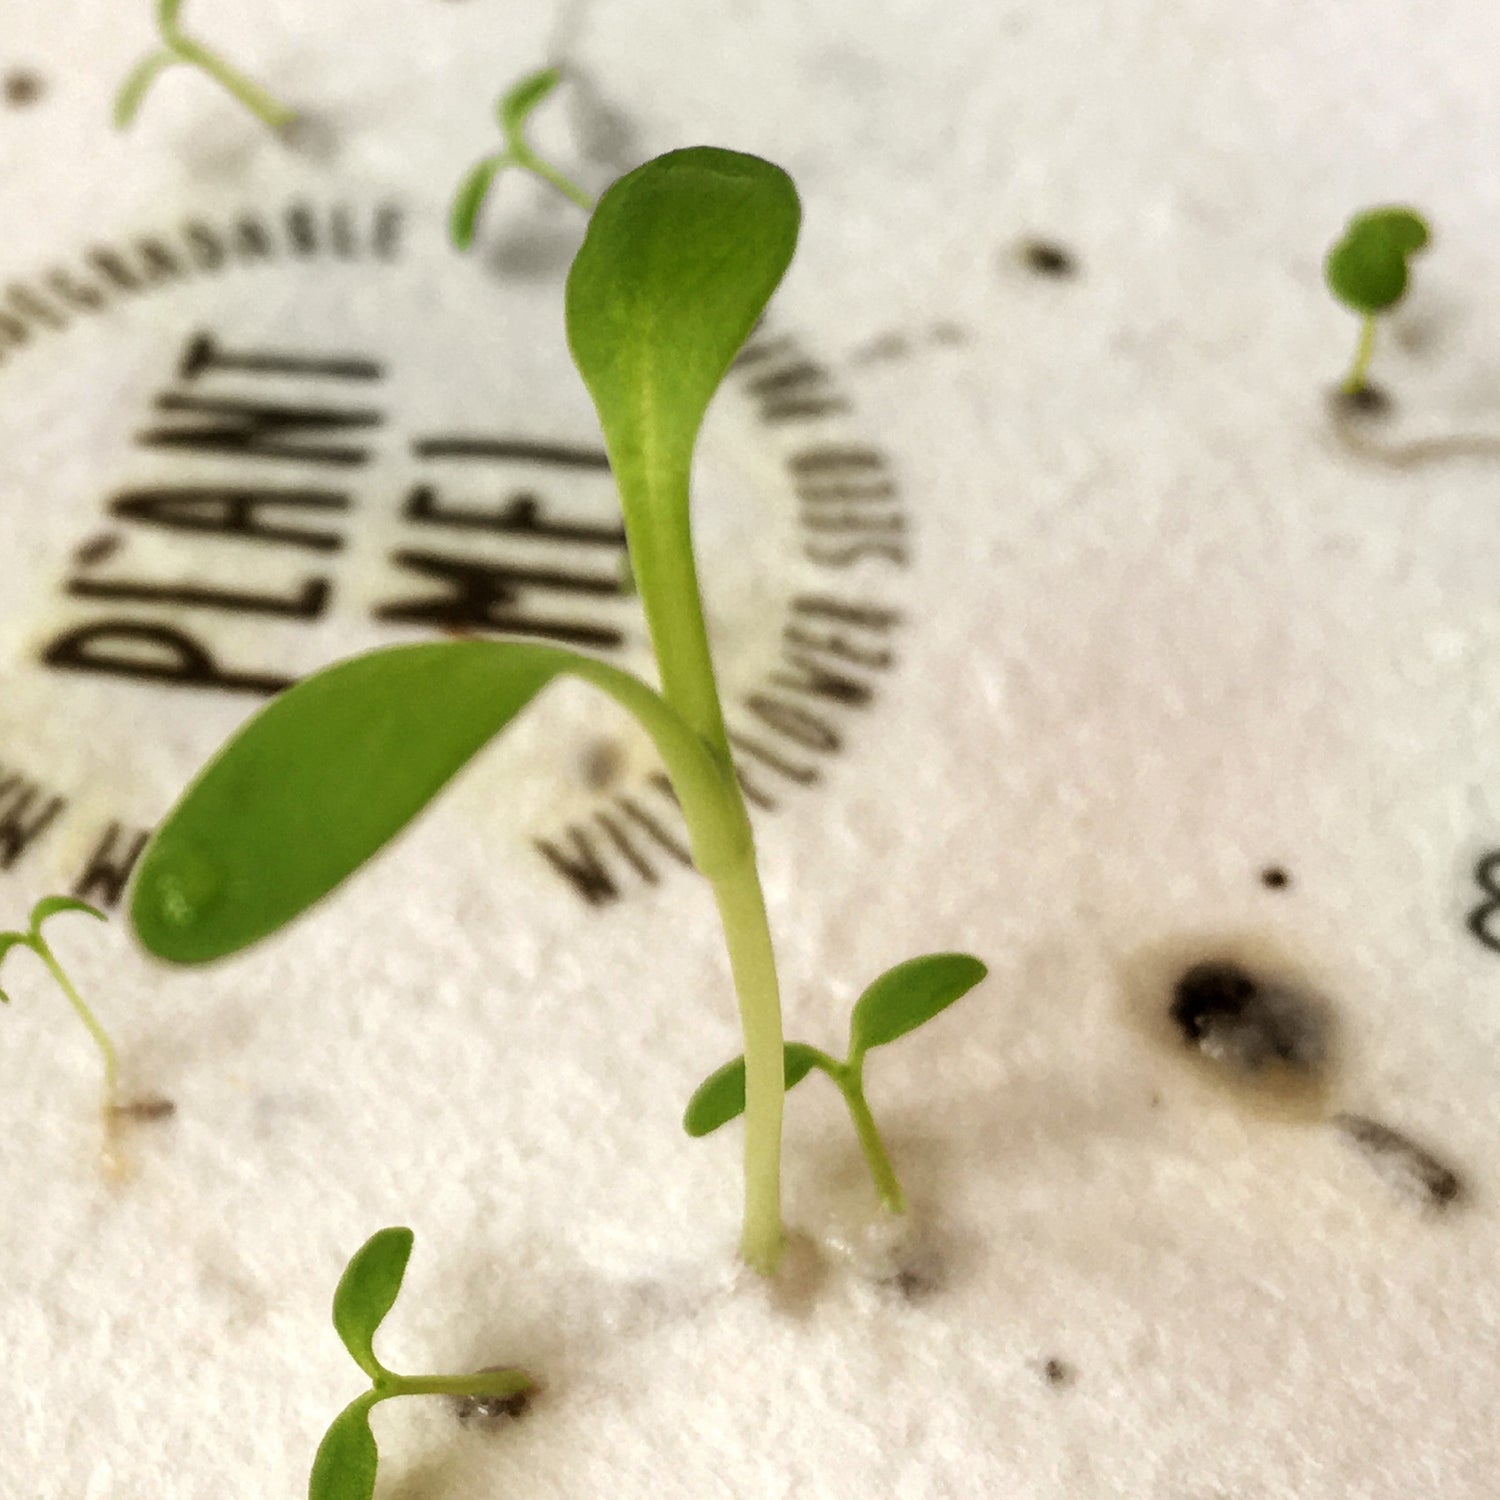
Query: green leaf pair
450,68,594,248
684,954,988,1214
115,0,294,131
1324,206,1431,396
1,897,117,1104
311,1228,534,1500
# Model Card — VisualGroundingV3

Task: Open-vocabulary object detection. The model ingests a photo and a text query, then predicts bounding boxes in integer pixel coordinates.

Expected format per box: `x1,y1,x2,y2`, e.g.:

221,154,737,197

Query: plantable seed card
1,2,1497,1497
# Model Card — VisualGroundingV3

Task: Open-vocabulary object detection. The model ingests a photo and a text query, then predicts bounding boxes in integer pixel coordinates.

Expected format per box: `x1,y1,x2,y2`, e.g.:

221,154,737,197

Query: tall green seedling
310,1227,534,1500
129,148,983,1277
115,0,294,131
565,149,804,1271
450,68,593,248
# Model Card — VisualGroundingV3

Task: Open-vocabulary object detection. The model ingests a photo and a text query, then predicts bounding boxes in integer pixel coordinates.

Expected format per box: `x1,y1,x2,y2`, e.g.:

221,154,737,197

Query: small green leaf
499,67,561,137
450,157,503,249
308,1396,380,1500
683,1043,825,1137
129,640,738,964
31,896,106,935
848,953,988,1057
113,52,177,130
566,148,799,522
0,932,33,1001
1325,206,1431,315
332,1227,413,1380
1363,206,1429,256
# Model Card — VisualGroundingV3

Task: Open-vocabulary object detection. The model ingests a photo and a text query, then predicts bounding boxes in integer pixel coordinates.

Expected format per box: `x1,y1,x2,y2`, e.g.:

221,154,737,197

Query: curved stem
170,36,294,128
561,651,750,879
32,938,118,1105
1343,314,1377,395
616,458,788,1269
839,1061,906,1214
511,146,594,212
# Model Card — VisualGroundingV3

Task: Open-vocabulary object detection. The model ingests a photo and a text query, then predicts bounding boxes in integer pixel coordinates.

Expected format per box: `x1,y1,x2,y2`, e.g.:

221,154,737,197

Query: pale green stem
1343,315,1377,396
623,459,787,1271
33,938,118,1105
838,1059,906,1215
628,463,732,757
170,36,294,128
510,145,594,212
379,1367,532,1401
707,853,786,1274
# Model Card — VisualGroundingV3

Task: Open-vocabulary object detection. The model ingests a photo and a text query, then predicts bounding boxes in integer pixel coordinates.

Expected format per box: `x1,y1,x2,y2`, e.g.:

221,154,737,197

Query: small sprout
450,67,593,249
310,1227,534,1500
114,0,294,132
685,954,988,1214
1,896,117,1109
1324,206,1431,397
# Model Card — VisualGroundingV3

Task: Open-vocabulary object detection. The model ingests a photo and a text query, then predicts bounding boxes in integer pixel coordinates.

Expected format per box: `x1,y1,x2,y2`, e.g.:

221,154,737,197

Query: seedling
114,0,294,132
0,896,117,1109
129,148,986,1276
450,68,593,249
310,1227,533,1500
684,954,987,1213
1324,206,1431,398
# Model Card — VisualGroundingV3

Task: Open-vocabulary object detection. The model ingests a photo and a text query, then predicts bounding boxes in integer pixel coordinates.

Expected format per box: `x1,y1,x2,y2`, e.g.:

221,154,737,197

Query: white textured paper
2,2,1498,1497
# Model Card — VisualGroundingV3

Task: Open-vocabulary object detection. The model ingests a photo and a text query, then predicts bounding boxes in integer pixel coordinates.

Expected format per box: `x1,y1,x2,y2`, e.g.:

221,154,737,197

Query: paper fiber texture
1,2,1497,1496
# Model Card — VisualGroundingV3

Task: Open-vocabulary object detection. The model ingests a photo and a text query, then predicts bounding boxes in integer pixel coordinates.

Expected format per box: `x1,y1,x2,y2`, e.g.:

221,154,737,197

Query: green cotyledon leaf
129,641,745,964
113,52,178,129
308,1395,380,1500
848,953,988,1057
683,1043,827,1136
450,156,503,248
499,66,561,135
30,896,106,933
332,1227,413,1380
565,147,799,522
1325,206,1431,315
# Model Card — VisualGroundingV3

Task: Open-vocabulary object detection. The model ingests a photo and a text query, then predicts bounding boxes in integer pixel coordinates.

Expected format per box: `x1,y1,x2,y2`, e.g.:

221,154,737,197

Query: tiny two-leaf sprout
114,0,294,132
0,896,117,1109
684,954,988,1214
1324,206,1431,398
450,67,594,250
130,149,807,1278
310,1227,534,1500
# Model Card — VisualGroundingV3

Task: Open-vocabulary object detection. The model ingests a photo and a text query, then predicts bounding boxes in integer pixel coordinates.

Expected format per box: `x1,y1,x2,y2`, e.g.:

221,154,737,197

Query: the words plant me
128,147,986,1275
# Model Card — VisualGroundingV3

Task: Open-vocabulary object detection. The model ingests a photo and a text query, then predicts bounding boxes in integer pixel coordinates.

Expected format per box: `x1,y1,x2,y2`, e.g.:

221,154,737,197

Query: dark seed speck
110,1097,176,1123
1170,961,1327,1076
454,1386,531,1425
1331,383,1392,420
3,70,45,108
1019,239,1077,278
